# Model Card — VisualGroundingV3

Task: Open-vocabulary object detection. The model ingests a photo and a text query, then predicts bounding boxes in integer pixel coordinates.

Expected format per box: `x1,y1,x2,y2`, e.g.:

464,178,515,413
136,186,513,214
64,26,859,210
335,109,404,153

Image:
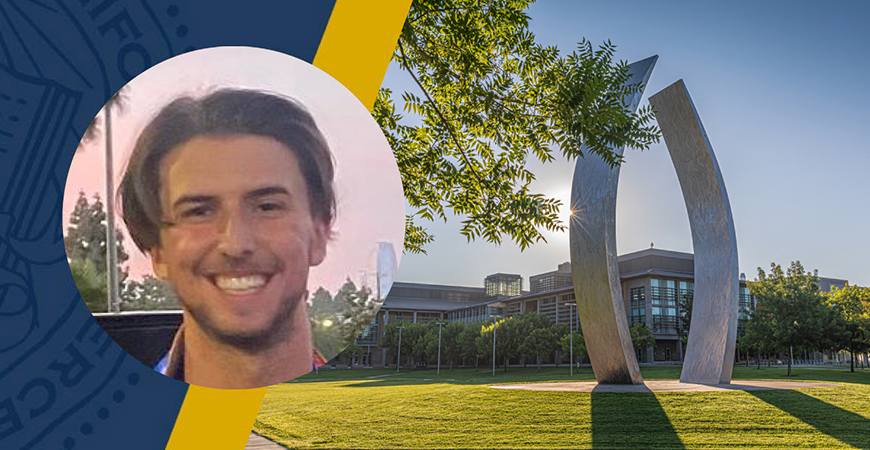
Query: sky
391,1,870,289
64,47,405,297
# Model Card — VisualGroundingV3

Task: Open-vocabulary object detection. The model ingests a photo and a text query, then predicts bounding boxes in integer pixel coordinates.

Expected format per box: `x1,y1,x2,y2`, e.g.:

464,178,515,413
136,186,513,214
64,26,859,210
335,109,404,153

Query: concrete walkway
245,432,288,449
490,380,841,393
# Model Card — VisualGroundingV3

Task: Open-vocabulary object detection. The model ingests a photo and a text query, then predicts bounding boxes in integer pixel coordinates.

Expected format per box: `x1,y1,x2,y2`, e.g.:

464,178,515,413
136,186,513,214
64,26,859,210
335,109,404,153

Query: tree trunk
504,356,508,372
537,355,541,373
850,347,855,373
555,350,560,368
756,350,761,369
474,356,479,372
787,346,793,377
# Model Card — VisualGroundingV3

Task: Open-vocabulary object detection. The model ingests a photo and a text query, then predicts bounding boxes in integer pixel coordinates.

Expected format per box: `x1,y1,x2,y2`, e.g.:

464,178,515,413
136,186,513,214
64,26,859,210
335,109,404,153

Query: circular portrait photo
63,46,405,389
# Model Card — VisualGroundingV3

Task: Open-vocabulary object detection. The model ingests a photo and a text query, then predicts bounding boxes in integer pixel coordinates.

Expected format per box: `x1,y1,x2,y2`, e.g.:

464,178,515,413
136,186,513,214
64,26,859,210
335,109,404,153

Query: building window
388,311,415,323
630,287,646,325
416,312,441,323
356,314,379,345
485,274,522,298
651,279,681,335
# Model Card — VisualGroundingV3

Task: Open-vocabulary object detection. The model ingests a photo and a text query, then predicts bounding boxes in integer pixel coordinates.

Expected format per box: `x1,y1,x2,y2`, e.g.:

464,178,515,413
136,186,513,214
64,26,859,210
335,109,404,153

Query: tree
374,0,660,253
739,308,776,369
419,322,442,364
558,323,587,367
458,321,484,370
68,259,107,313
339,342,363,368
120,276,179,311
748,262,840,377
441,322,465,369
477,317,514,372
497,316,524,371
381,321,403,360
630,323,655,358
516,313,557,372
333,279,380,349
309,287,345,357
403,322,428,367
524,327,555,372
826,284,870,373
65,191,130,305
65,192,129,271
677,291,693,357
80,87,128,150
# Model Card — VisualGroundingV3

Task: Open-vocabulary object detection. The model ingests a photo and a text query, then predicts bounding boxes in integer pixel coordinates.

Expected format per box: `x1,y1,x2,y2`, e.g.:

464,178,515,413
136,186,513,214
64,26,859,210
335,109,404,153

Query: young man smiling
119,89,332,389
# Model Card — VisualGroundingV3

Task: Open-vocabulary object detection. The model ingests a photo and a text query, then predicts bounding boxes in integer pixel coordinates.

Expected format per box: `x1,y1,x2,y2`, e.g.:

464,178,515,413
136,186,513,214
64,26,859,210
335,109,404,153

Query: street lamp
491,314,501,377
567,302,577,376
435,322,446,374
396,325,405,373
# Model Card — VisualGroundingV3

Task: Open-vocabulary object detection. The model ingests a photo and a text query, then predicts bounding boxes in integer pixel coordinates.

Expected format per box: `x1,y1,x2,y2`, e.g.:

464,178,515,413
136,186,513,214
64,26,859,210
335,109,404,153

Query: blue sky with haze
388,1,870,288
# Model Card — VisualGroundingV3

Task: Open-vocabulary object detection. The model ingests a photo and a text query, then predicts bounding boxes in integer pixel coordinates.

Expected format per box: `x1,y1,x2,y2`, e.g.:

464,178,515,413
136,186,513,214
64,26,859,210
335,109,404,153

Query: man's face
150,135,328,348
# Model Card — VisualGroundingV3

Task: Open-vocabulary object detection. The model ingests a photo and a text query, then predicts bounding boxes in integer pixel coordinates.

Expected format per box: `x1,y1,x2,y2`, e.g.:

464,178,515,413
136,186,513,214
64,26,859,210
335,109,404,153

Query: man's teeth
214,275,267,291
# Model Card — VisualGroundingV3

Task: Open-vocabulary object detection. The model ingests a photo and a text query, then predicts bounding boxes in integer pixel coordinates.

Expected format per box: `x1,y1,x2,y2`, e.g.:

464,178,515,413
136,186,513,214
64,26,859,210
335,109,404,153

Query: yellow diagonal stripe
164,386,265,449
314,0,413,109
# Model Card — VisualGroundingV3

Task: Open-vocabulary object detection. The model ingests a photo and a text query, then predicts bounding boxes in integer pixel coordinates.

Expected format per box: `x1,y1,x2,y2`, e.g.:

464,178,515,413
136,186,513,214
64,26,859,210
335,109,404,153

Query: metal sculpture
648,80,738,384
569,56,657,384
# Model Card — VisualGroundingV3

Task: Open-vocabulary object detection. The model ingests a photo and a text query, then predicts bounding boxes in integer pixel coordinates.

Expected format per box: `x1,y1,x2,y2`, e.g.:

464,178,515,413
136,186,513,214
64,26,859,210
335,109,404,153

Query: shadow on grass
292,366,870,390
305,367,604,388
591,392,685,449
748,389,870,449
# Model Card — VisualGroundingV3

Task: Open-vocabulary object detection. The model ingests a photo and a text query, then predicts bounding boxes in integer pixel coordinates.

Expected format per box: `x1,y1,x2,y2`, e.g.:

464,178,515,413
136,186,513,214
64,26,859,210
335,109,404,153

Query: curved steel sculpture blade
648,80,738,384
569,56,657,384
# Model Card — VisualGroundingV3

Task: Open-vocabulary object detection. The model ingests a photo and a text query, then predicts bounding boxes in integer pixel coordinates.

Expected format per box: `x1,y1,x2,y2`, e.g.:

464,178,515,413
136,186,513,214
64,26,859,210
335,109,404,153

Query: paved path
490,380,841,393
245,432,288,449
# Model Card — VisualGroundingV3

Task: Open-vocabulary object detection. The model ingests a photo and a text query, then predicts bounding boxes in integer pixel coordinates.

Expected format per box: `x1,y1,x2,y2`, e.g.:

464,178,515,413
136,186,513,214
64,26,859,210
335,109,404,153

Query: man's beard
187,289,307,353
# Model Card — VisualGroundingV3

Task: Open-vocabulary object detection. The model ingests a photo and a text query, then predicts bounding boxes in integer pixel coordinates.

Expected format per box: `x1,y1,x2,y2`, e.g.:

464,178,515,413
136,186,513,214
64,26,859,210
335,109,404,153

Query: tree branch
398,40,485,187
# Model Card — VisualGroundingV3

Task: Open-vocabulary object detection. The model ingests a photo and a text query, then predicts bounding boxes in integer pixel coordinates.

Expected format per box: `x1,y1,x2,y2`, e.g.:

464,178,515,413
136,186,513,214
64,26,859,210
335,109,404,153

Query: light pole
104,107,119,313
396,325,405,373
435,322,446,374
491,315,501,377
568,302,576,376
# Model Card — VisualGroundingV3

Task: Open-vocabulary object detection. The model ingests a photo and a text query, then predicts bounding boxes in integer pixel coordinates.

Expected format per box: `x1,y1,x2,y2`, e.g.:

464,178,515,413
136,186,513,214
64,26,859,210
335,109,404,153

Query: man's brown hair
119,88,335,252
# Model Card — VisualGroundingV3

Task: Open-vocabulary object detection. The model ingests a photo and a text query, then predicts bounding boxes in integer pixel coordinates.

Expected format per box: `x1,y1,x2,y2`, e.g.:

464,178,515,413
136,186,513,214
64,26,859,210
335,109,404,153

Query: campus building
485,273,523,299
352,282,490,366
348,248,849,368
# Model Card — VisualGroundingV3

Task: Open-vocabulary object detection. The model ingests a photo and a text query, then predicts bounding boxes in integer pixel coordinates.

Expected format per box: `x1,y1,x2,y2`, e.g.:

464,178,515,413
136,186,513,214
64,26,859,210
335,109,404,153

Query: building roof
445,298,506,312
390,281,484,293
382,282,488,311
618,248,694,261
382,296,486,312
619,268,696,280
486,273,522,278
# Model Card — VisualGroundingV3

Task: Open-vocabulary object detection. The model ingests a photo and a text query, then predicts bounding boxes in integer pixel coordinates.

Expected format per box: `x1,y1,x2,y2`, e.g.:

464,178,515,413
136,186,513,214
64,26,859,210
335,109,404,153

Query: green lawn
254,366,870,449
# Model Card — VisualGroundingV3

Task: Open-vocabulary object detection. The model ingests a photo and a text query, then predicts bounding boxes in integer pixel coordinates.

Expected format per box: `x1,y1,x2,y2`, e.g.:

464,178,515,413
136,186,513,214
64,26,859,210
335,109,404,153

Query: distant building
497,249,763,363
349,248,847,368
352,282,487,366
818,277,848,293
529,262,572,294
484,273,523,299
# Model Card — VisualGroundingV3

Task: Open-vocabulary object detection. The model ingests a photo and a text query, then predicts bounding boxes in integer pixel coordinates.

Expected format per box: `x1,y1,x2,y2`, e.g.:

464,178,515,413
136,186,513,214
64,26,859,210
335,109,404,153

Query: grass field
254,365,870,449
